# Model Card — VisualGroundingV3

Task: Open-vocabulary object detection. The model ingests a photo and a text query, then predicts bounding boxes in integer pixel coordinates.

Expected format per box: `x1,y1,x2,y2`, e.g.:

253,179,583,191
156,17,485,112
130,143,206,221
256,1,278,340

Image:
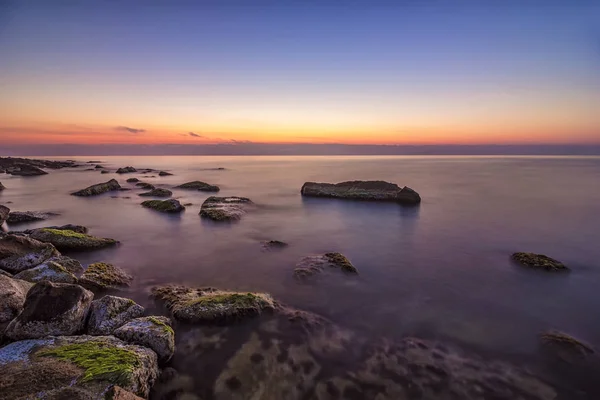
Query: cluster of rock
0,157,77,176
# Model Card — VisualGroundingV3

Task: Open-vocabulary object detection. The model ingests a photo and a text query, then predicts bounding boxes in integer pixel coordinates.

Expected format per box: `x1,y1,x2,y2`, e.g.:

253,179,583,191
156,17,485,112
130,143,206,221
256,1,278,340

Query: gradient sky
1,0,599,147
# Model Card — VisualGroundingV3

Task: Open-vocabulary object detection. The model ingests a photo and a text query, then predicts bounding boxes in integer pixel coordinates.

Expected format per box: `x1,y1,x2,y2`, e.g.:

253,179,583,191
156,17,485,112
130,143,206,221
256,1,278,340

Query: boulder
0,275,33,324
6,211,59,224
512,252,568,272
13,261,78,284
29,228,118,251
136,182,155,190
158,171,173,176
43,255,85,273
141,199,185,213
79,262,133,291
151,285,274,323
116,166,137,174
127,177,140,183
0,335,158,398
9,164,48,176
0,234,60,274
175,180,220,192
138,188,172,198
0,204,9,224
199,196,252,221
114,316,175,362
87,295,145,335
294,252,358,278
4,281,93,340
301,180,421,205
71,179,121,196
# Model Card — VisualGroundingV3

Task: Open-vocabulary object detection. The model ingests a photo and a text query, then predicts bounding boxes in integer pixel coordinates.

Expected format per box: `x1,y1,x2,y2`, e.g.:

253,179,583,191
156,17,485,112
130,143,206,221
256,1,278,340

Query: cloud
115,126,146,134
188,132,204,138
229,139,255,144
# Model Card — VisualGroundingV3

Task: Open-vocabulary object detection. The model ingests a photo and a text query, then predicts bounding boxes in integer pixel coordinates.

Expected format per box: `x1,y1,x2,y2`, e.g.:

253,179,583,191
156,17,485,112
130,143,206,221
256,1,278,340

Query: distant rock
13,261,78,284
0,157,75,173
8,164,48,176
0,234,60,274
4,281,93,340
87,295,145,335
301,180,421,205
175,180,220,192
114,316,175,362
7,211,59,224
116,166,137,174
294,252,358,278
512,252,568,272
262,240,289,250
79,262,133,291
0,204,9,224
127,177,140,183
141,199,185,213
87,160,103,163
94,164,103,169
138,188,172,198
199,196,252,221
136,182,155,190
71,178,121,196
101,170,110,174
0,275,33,324
29,228,118,251
158,171,173,176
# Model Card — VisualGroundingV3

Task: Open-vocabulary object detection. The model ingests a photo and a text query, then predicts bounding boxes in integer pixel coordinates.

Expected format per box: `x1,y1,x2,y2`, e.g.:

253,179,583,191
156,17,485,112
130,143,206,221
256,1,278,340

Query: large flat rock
301,180,421,205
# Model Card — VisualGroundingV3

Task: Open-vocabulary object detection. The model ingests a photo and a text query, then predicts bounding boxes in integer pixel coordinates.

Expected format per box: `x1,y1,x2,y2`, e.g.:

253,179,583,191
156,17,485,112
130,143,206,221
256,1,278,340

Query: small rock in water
294,252,358,278
127,177,140,183
262,240,289,250
158,171,173,176
139,188,172,198
114,316,175,362
101,170,110,174
7,211,59,224
301,180,421,205
94,164,103,169
87,295,145,335
79,262,133,291
116,166,137,174
511,252,569,271
71,178,121,196
136,182,155,190
141,199,185,213
176,180,220,192
199,196,252,221
29,228,118,251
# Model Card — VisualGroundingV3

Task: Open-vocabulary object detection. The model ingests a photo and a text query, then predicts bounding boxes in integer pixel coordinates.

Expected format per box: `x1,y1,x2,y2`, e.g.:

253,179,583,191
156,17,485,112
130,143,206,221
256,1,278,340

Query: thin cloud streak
115,126,146,134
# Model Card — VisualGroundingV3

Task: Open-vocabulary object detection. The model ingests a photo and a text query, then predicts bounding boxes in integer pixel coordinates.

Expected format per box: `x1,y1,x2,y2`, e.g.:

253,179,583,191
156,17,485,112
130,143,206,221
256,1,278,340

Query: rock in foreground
30,228,118,251
7,211,59,224
0,275,33,324
79,262,133,291
87,295,145,335
139,188,172,197
0,234,60,274
13,261,78,284
294,252,358,278
199,196,252,221
512,252,568,271
176,180,220,192
114,316,175,362
71,178,121,196
301,180,421,205
141,199,185,213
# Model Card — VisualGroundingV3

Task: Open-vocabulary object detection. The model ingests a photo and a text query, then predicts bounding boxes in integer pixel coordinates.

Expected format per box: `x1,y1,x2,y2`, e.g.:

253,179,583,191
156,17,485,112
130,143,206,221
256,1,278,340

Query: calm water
2,155,600,398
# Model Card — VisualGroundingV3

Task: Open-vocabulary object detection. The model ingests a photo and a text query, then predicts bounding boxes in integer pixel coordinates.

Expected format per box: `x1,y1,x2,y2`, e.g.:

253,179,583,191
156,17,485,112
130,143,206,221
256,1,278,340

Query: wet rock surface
199,196,252,221
158,171,173,176
6,211,59,224
114,316,175,362
139,188,173,198
141,199,185,213
294,252,358,278
176,180,220,192
0,234,60,274
512,252,568,271
79,262,133,291
136,182,155,190
301,180,421,205
13,260,78,284
29,228,118,251
86,295,145,335
0,274,33,324
117,166,137,174
127,177,140,183
71,179,121,196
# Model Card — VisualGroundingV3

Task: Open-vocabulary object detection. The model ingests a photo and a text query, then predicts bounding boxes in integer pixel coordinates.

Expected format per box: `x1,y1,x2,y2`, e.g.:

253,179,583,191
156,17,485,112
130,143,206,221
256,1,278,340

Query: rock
114,316,175,362
101,170,110,174
43,255,84,273
27,224,89,234
0,182,5,190
127,177,140,183
87,295,145,335
540,331,595,363
0,335,159,398
94,164,103,169
301,180,421,205
141,199,185,213
4,281,93,340
512,252,568,271
136,182,155,190
0,157,75,172
0,269,11,276
71,178,121,196
294,252,358,278
158,171,173,176
116,166,137,174
6,211,59,224
199,196,252,221
0,234,60,274
0,275,33,324
13,261,78,284
104,386,146,400
175,180,220,192
29,228,118,251
0,204,9,224
79,262,133,291
139,188,172,197
262,240,288,250
151,285,275,323
8,164,48,176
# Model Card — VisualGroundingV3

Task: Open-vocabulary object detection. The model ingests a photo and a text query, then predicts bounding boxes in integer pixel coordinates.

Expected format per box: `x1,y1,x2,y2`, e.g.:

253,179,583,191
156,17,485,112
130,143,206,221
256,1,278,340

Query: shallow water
2,155,600,398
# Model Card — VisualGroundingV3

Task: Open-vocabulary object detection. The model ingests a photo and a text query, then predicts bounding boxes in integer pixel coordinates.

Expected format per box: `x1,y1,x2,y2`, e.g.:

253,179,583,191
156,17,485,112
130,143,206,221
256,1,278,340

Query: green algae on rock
87,295,145,336
13,260,78,284
114,316,175,362
175,180,220,192
29,228,118,251
79,262,133,291
512,252,568,271
294,252,358,278
199,196,252,221
141,199,185,213
138,188,173,198
301,180,421,205
71,179,121,196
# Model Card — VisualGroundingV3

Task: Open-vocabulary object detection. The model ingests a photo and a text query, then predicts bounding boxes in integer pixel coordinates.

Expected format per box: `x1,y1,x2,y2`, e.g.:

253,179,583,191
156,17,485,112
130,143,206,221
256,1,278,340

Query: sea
2,155,600,399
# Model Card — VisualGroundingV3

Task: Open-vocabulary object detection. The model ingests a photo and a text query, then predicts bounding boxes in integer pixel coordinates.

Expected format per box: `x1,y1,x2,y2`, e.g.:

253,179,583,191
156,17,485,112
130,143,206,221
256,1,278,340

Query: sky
1,0,599,153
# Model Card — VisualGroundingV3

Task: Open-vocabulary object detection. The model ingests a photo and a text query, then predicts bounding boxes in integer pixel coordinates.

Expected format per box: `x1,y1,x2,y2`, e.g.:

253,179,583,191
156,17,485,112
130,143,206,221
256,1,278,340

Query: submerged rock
13,261,78,284
175,180,220,192
127,177,140,183
6,211,59,224
294,252,358,278
0,275,33,324
87,295,145,335
71,178,121,196
141,199,185,213
8,164,48,176
512,252,568,271
151,285,275,323
0,204,9,224
117,166,137,174
0,234,60,274
79,262,133,291
540,331,595,364
114,316,175,362
136,182,155,190
0,335,159,398
262,240,289,250
29,228,118,251
139,188,172,198
301,180,421,205
199,196,252,221
158,171,173,176
4,281,93,340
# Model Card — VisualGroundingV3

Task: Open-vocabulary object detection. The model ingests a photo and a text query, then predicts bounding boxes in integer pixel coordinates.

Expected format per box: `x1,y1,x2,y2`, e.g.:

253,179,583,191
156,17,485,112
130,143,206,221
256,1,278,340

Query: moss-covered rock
79,262,133,291
138,188,172,198
43,255,84,274
0,234,60,273
294,252,358,278
22,224,89,234
0,274,33,324
141,199,185,213
151,285,275,323
13,260,78,284
87,295,145,335
199,196,252,221
71,179,121,196
30,228,118,251
512,252,568,271
7,210,59,224
116,166,137,174
4,281,93,340
114,316,175,362
0,335,159,398
175,180,220,192
135,182,155,190
301,180,421,205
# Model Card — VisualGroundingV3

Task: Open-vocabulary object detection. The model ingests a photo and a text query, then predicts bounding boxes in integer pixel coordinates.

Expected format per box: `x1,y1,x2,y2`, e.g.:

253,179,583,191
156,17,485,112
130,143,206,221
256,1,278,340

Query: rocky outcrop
116,166,137,174
294,252,358,278
301,180,421,205
4,281,93,340
136,182,155,190
87,295,145,335
6,211,59,224
71,179,121,196
8,164,48,176
29,228,118,251
0,275,33,324
141,199,185,213
0,157,75,172
139,188,172,197
13,261,78,284
158,171,173,176
199,196,252,221
114,316,175,362
151,285,275,323
0,335,159,398
0,234,60,274
512,252,568,271
175,180,220,192
127,177,140,183
0,204,9,224
79,262,133,291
